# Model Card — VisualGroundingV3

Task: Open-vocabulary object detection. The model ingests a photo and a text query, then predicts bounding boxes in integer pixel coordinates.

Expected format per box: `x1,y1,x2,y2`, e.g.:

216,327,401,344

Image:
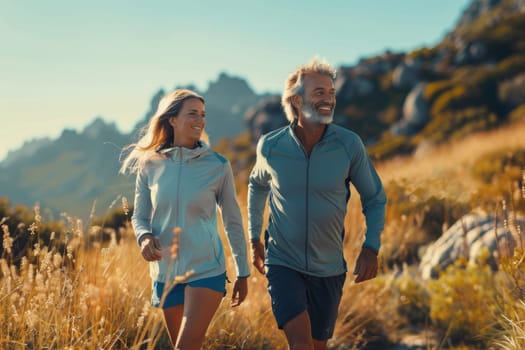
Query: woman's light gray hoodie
132,142,250,283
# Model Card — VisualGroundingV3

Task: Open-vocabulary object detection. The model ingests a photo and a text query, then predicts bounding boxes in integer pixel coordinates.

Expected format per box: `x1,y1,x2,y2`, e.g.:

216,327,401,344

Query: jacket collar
157,141,209,162
289,120,335,143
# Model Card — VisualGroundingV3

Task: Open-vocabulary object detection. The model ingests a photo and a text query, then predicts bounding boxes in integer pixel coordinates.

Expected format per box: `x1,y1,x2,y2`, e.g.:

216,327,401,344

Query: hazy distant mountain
203,73,271,143
2,138,53,167
3,0,525,217
0,118,133,219
0,72,271,218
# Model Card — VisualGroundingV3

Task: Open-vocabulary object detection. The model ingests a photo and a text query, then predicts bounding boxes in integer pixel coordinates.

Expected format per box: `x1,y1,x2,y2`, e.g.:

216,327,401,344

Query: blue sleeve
349,137,387,253
131,167,153,245
247,137,272,242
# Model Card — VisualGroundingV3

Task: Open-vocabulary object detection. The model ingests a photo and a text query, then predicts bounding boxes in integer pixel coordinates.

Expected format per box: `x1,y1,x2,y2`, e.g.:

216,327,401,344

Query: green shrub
368,134,415,160
394,269,430,325
377,105,402,125
430,85,480,116
471,147,525,184
508,104,525,122
464,13,525,58
385,180,469,234
424,80,455,104
1,199,67,266
420,107,498,143
491,250,525,349
495,54,525,79
380,179,469,267
469,147,525,213
407,46,439,61
427,253,498,344
464,55,525,91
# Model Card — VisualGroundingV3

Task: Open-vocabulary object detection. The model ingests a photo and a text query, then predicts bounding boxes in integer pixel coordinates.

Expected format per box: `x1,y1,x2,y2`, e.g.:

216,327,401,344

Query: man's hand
251,241,265,275
353,247,378,283
140,235,162,262
231,276,248,307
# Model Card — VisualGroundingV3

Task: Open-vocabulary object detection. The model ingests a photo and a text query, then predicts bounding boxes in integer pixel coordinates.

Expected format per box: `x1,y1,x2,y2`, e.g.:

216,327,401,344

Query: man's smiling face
299,72,336,124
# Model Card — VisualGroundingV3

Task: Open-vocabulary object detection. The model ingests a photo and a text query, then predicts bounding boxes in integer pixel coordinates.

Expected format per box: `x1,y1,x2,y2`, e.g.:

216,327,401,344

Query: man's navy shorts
266,264,346,340
151,272,227,309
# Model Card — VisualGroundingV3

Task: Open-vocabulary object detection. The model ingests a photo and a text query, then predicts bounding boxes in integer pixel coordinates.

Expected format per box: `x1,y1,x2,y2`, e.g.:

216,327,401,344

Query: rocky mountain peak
2,137,52,168
82,117,118,139
204,72,257,106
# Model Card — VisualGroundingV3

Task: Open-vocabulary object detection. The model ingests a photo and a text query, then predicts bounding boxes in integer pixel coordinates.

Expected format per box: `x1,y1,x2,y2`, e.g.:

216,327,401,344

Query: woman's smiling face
170,97,206,148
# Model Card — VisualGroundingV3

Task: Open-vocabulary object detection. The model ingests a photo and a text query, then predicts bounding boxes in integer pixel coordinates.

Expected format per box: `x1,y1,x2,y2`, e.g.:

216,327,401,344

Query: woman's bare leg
175,286,223,350
163,305,184,346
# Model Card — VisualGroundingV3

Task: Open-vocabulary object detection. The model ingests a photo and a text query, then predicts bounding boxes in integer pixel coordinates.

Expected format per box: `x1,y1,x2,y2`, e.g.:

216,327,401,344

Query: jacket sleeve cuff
137,232,154,246
362,243,379,255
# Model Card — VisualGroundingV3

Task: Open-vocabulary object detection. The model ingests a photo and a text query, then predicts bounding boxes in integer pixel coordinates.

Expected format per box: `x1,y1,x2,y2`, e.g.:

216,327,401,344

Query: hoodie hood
157,141,209,163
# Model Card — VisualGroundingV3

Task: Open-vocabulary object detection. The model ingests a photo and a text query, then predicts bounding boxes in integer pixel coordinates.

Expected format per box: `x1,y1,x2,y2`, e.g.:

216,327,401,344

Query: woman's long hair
119,89,208,174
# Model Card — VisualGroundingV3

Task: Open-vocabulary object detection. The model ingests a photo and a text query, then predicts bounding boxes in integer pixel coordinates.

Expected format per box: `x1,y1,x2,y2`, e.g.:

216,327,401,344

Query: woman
120,89,250,349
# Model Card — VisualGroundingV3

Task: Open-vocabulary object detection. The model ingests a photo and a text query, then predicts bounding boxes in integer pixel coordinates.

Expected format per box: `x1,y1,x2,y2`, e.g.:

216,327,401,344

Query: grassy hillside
1,118,524,349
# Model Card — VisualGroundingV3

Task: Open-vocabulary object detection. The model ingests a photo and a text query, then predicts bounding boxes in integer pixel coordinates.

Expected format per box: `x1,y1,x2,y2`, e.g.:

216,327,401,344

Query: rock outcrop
419,209,524,279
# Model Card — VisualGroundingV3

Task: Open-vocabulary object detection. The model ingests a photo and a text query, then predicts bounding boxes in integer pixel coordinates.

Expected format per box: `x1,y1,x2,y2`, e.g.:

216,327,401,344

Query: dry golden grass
0,120,524,349
0,223,168,349
379,120,525,192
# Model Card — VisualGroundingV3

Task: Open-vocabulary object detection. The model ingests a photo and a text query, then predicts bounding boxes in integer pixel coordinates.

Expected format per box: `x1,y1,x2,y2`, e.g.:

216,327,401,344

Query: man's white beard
302,103,333,124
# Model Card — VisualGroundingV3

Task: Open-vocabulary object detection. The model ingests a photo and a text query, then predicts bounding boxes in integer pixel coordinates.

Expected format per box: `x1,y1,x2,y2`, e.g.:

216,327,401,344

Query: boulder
419,209,524,279
335,76,375,102
498,73,525,109
392,61,420,89
391,83,428,135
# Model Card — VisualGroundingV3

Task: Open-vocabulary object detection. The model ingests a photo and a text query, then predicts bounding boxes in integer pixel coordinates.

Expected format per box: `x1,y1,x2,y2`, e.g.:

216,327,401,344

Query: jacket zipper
295,139,313,272
174,149,183,276
305,155,310,271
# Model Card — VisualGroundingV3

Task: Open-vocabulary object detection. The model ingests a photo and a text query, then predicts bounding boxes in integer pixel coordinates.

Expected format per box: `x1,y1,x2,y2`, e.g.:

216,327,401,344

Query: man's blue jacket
248,122,386,277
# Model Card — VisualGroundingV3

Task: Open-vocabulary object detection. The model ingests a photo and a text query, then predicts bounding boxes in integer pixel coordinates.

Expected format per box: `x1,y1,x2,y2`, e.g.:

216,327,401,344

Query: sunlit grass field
1,120,525,349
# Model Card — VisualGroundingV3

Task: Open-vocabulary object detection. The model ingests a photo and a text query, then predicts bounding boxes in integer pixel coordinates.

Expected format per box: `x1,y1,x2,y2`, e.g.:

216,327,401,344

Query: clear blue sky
0,0,471,161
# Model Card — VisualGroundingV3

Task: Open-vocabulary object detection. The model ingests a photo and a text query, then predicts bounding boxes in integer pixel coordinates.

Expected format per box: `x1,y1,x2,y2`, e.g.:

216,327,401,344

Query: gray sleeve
131,167,153,245
217,161,251,278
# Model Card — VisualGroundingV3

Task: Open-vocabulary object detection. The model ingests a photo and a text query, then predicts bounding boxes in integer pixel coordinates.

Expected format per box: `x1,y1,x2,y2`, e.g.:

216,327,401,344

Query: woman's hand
231,276,248,307
140,235,162,261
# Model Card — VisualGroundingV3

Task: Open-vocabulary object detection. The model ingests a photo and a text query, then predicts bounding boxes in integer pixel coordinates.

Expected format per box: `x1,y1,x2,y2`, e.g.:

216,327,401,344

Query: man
247,58,386,350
